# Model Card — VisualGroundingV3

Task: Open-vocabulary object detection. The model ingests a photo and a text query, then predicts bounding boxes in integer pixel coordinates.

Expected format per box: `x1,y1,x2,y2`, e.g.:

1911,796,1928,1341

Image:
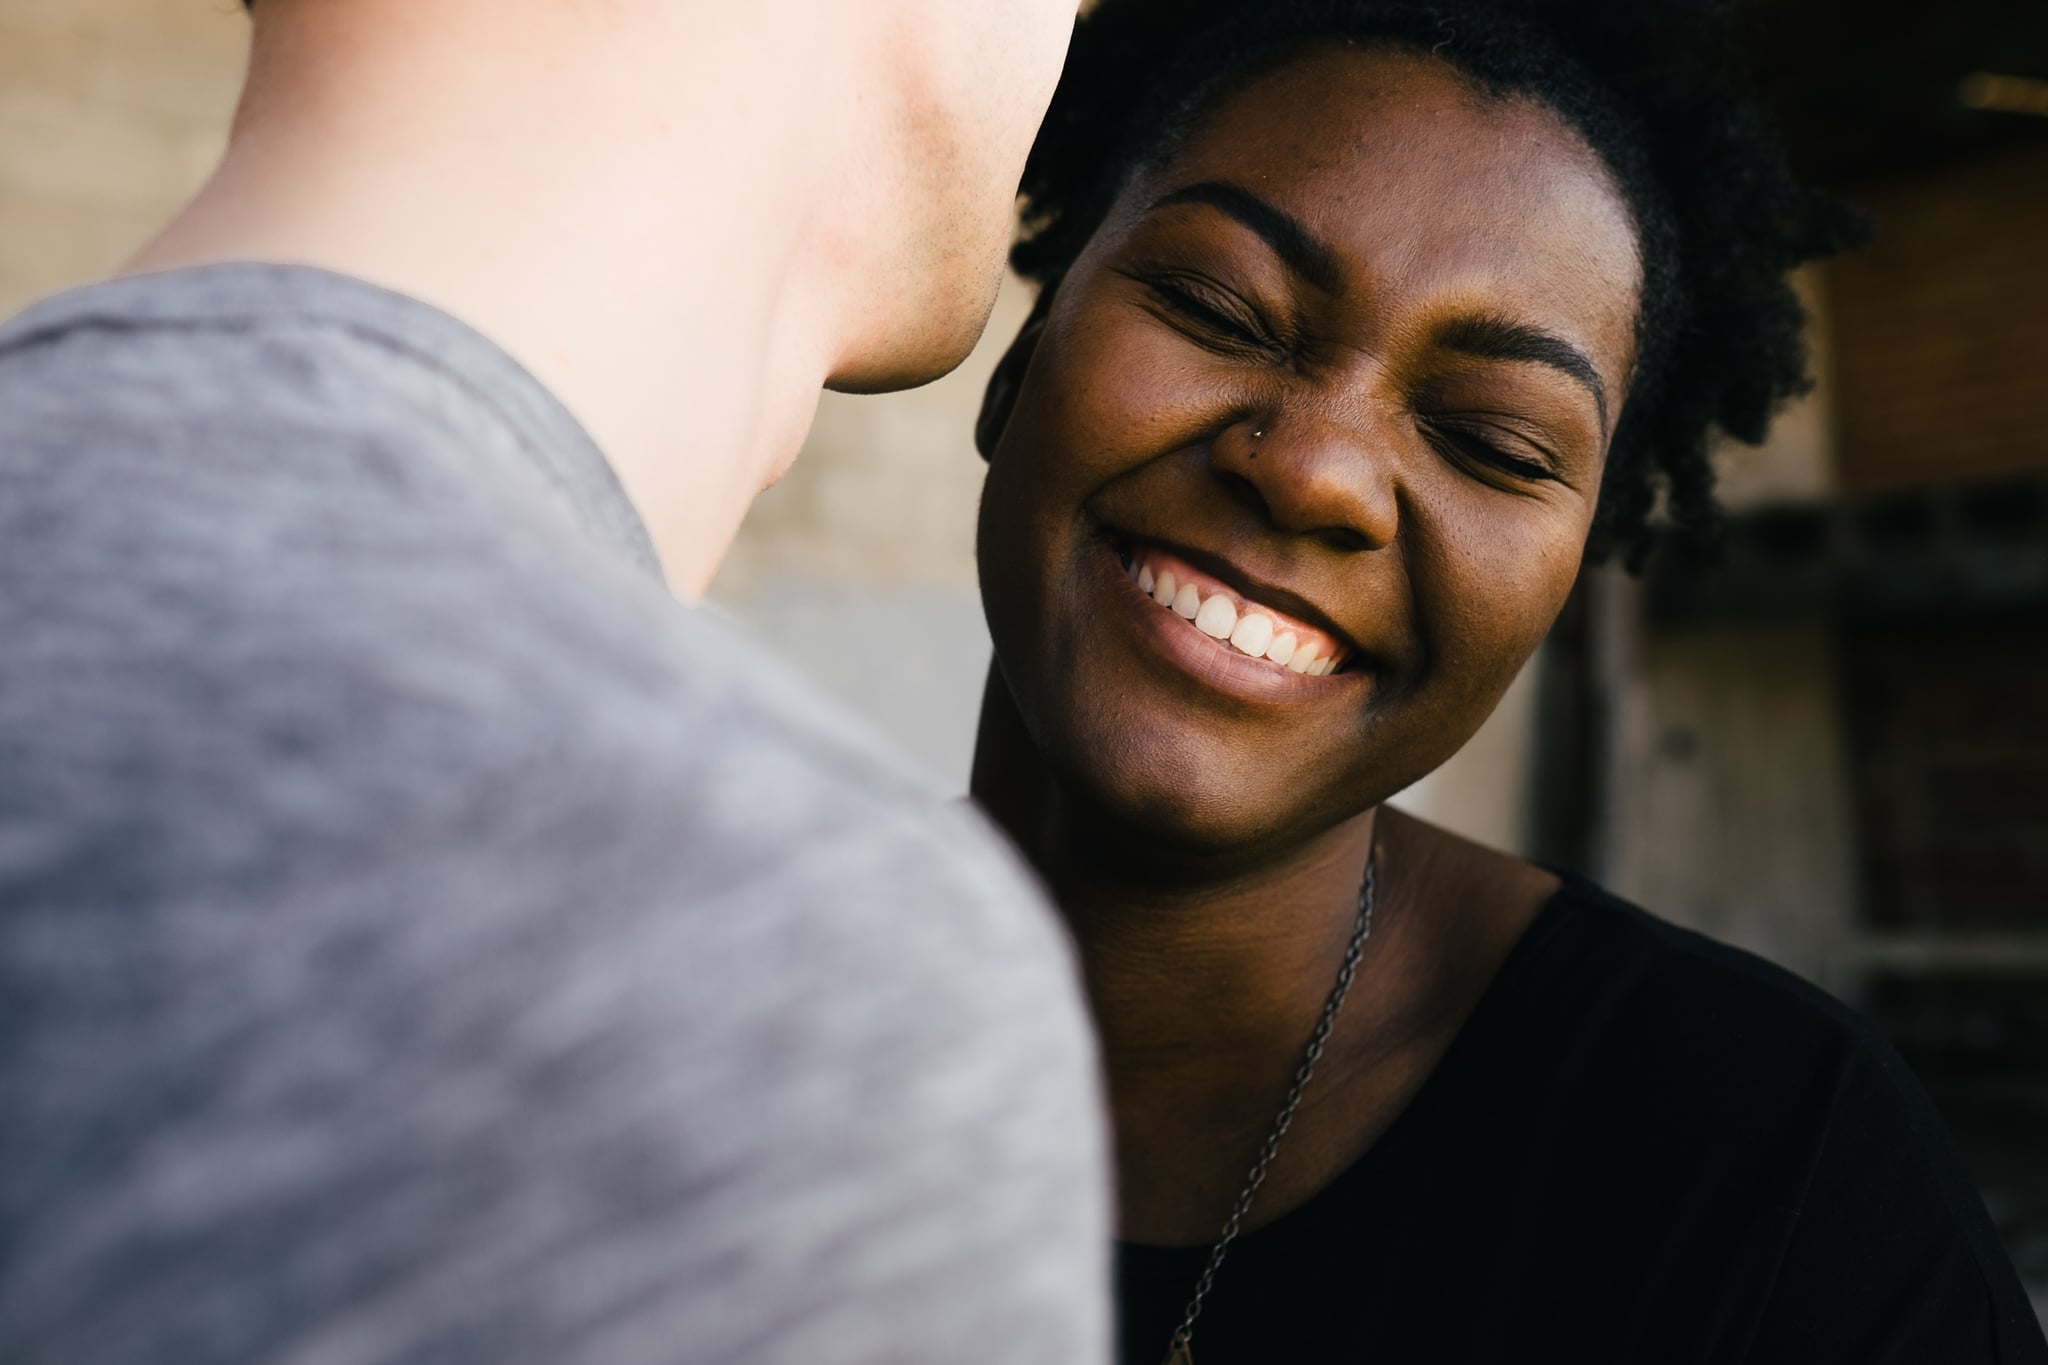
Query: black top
1118,876,2048,1364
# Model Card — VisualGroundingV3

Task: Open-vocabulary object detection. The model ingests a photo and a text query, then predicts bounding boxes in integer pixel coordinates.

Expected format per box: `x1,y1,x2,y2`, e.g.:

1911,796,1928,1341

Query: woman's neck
973,660,1384,1053
971,666,1553,1243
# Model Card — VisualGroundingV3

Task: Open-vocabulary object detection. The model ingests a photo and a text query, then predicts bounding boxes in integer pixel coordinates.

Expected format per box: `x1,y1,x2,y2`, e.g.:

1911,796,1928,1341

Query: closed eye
1421,420,1562,485
1126,268,1282,356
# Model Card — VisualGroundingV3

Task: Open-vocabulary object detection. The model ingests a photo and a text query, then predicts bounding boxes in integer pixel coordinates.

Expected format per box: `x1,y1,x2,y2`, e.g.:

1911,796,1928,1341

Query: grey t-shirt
0,265,1110,1364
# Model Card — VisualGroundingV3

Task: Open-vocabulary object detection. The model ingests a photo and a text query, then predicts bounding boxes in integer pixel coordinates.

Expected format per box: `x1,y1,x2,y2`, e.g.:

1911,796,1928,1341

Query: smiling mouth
1111,538,1355,676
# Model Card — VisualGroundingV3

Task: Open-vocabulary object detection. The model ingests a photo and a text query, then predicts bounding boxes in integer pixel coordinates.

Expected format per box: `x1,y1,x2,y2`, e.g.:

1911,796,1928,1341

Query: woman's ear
975,285,1057,461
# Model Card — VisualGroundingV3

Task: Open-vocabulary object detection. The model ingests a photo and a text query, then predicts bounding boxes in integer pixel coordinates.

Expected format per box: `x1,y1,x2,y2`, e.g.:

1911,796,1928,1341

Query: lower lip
1089,539,1367,706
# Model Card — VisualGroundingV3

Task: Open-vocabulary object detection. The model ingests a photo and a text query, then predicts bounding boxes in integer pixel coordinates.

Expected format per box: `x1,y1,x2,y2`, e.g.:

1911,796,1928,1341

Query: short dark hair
1011,0,1866,567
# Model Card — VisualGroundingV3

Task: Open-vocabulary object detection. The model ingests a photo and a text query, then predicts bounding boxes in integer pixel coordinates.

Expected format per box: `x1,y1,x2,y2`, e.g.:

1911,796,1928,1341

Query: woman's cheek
1041,310,1260,481
1413,488,1587,694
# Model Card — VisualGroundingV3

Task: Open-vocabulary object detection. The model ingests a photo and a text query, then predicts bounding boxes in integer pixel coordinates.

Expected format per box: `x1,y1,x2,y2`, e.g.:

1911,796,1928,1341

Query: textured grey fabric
0,265,1111,1365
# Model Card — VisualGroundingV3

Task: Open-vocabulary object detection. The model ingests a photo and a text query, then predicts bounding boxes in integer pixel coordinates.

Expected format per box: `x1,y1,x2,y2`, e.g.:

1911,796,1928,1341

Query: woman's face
977,45,1642,857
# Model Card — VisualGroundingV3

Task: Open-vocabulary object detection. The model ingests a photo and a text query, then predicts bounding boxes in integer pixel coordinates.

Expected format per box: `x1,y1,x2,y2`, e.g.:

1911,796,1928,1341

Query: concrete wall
1597,605,1862,990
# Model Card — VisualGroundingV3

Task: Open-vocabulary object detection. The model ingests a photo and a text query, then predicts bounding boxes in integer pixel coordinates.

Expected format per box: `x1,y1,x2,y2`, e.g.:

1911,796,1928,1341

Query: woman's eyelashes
1130,268,1285,357
1419,419,1564,485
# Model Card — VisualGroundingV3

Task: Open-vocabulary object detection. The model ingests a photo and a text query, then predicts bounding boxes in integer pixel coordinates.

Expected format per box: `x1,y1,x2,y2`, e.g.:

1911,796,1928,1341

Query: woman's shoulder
1518,876,2047,1358
1440,872,2045,1357
1387,810,1887,1080
1502,872,1998,1241
1508,872,1914,1094
1384,811,1953,1169
1531,871,1892,1064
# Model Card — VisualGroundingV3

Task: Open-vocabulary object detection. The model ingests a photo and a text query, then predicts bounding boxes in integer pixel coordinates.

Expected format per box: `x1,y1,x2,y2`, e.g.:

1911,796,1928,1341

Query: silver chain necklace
1161,857,1377,1365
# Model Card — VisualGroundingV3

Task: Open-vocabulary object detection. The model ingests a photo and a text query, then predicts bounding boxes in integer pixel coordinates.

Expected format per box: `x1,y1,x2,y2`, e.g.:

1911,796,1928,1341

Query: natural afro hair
1010,0,1866,568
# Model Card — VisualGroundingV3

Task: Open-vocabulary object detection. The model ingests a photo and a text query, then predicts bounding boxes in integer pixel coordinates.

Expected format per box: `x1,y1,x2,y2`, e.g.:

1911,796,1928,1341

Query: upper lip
1108,527,1369,666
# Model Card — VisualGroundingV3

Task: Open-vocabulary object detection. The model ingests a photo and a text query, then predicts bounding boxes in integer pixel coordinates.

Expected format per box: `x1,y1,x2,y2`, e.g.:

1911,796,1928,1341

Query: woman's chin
1037,727,1349,864
1021,688,1460,869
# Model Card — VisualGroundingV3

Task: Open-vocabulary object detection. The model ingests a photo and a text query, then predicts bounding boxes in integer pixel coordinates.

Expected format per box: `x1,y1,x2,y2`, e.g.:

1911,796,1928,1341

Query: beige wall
0,0,245,315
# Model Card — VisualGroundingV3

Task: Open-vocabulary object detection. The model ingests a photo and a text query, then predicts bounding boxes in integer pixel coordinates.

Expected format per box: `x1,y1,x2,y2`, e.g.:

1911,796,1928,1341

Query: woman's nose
1205,400,1402,551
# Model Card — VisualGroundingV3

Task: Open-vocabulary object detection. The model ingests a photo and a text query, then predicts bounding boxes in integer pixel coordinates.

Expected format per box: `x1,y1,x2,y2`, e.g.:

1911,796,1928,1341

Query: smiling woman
967,2,2048,1363
980,43,1639,846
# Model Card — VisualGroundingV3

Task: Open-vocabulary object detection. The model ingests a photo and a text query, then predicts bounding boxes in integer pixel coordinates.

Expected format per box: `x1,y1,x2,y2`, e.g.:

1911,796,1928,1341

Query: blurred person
0,1,1111,1363
966,1,2048,1360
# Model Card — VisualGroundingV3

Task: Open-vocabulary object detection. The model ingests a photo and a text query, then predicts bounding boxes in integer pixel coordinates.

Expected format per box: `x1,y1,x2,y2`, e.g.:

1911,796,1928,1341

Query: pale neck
123,7,850,597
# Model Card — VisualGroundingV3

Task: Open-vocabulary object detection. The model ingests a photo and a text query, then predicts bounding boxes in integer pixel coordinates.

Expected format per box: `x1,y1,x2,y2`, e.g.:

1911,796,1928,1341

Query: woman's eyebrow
1147,181,1344,294
1143,185,1610,427
1433,313,1608,430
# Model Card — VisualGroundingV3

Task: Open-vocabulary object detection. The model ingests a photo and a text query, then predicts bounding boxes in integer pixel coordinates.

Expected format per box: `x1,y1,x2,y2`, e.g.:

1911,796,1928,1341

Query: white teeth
1228,612,1273,657
1132,553,1348,678
1194,594,1237,639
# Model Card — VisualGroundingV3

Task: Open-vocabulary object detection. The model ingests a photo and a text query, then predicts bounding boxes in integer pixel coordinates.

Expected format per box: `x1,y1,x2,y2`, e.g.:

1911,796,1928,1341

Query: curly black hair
1010,0,1866,567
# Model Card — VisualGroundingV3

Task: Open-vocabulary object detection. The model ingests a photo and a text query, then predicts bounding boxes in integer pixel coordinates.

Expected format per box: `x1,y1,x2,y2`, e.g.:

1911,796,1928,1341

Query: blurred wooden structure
1552,0,2048,1304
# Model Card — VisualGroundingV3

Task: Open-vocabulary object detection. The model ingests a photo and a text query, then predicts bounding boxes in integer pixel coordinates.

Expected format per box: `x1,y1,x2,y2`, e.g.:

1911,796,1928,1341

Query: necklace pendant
1161,1332,1194,1365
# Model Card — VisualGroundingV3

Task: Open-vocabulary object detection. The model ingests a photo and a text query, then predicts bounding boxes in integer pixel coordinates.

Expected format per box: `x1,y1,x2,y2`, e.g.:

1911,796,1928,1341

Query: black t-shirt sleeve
1744,1042,2047,1363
